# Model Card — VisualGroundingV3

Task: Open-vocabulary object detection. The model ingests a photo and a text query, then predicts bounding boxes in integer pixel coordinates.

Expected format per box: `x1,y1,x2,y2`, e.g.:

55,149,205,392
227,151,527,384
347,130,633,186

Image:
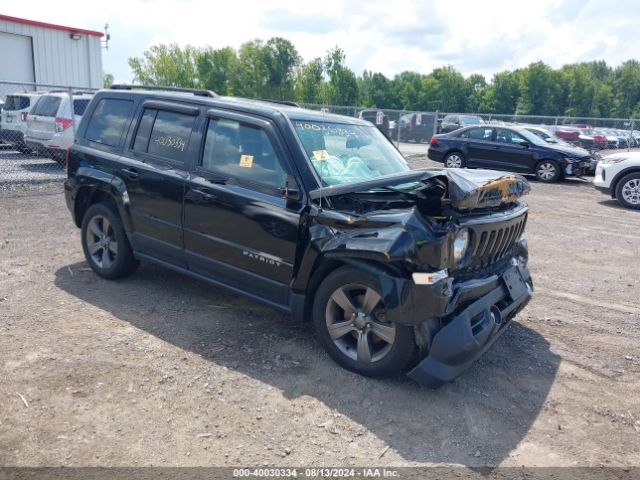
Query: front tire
615,173,640,210
535,160,561,182
444,152,465,168
81,203,139,279
312,267,418,378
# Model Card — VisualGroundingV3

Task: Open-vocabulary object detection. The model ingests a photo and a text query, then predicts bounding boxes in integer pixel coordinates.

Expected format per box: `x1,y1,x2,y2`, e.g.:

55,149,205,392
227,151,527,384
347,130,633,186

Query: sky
4,0,640,83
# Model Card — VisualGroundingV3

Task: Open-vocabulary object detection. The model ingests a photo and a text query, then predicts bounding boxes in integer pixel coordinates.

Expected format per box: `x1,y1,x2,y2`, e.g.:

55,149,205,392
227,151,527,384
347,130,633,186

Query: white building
0,14,103,89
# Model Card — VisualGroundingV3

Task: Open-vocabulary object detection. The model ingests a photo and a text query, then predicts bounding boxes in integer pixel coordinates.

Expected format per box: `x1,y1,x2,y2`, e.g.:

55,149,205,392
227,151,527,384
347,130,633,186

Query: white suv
594,151,640,209
0,92,45,152
24,92,93,163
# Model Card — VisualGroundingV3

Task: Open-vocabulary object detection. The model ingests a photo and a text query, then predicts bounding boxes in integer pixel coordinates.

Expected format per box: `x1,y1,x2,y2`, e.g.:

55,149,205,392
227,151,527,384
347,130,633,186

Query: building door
0,32,35,85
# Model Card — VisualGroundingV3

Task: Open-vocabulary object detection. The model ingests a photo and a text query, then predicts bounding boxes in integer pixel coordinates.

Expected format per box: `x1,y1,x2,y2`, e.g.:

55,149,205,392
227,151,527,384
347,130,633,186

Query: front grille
465,213,527,270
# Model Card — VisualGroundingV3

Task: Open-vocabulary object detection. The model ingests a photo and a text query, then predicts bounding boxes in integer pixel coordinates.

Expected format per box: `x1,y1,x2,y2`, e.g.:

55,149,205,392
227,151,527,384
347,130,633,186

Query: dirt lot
1,159,639,468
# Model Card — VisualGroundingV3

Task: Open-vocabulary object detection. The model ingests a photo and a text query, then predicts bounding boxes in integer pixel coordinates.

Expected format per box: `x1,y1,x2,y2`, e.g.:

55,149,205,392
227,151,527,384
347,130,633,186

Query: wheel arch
296,256,404,323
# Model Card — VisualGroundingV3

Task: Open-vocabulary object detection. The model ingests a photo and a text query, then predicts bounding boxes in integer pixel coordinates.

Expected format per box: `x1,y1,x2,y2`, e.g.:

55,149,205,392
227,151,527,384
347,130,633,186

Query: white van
25,92,93,163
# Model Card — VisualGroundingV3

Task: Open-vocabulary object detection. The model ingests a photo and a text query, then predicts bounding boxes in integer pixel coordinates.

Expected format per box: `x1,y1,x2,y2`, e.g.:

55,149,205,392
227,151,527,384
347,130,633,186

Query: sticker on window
239,155,254,168
313,150,330,161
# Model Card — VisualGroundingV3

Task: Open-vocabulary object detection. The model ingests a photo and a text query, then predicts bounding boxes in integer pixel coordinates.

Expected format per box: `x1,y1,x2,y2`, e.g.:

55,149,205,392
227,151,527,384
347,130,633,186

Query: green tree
294,58,324,103
128,43,200,87
235,40,268,98
612,60,640,118
393,71,424,110
324,47,358,105
196,47,238,95
516,62,566,115
103,73,114,88
262,38,302,100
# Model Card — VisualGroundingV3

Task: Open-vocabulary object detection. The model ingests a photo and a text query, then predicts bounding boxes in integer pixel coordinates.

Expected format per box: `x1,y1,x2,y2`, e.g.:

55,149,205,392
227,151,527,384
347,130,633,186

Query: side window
85,98,134,147
132,108,195,162
201,118,286,189
463,128,493,140
496,128,526,144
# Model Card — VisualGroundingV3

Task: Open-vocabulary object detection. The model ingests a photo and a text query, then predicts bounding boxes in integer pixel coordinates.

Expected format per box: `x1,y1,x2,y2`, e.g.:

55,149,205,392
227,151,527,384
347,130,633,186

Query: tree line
126,38,640,118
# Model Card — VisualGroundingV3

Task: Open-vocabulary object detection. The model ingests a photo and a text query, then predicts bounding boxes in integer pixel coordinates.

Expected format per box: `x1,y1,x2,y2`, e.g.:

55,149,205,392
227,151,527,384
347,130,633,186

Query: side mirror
279,175,301,201
519,141,530,148
545,138,556,144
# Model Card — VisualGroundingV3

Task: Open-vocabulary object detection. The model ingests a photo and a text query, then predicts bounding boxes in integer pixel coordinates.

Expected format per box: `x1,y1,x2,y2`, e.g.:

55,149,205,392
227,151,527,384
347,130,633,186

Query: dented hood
309,168,530,210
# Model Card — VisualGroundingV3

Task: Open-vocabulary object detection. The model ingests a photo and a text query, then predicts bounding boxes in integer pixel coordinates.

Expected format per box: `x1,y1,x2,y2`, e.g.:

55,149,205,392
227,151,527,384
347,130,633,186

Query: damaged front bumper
380,257,533,388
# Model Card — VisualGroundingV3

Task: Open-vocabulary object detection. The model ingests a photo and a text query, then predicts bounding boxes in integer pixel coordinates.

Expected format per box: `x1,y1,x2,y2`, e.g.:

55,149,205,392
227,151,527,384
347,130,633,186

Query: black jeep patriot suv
65,85,533,387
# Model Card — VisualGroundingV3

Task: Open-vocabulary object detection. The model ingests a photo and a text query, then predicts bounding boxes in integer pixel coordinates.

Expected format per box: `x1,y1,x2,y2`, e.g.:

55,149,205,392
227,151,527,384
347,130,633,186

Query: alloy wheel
621,178,640,205
325,284,396,363
85,215,118,269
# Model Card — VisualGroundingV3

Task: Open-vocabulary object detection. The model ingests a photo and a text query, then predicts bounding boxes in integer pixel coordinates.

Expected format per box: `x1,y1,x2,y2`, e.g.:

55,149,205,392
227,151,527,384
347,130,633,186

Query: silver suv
25,92,93,163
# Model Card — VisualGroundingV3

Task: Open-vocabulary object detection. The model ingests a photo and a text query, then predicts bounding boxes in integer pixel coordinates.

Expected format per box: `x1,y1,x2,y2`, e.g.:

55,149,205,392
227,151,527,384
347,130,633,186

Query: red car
547,125,581,143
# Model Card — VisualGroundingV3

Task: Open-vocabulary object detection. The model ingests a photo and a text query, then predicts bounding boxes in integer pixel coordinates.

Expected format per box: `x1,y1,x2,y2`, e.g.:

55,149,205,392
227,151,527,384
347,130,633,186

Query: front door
183,110,304,308
490,128,534,173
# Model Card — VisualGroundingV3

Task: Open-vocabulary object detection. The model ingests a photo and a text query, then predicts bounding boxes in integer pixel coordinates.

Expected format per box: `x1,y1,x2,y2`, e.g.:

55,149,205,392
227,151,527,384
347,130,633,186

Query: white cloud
4,0,640,82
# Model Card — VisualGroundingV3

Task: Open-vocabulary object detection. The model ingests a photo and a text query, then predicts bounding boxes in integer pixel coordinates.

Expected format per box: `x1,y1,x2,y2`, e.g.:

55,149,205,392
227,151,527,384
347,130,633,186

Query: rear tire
81,203,139,279
312,267,418,378
444,152,465,168
615,173,640,210
535,160,561,183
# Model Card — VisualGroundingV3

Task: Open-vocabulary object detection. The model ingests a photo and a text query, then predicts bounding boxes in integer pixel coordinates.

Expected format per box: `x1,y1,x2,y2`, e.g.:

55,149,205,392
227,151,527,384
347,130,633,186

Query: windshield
517,129,549,147
293,120,410,186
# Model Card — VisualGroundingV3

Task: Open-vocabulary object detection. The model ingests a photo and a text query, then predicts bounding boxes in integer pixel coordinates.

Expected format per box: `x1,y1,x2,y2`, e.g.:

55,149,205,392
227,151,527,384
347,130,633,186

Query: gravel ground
0,155,639,468
0,147,65,189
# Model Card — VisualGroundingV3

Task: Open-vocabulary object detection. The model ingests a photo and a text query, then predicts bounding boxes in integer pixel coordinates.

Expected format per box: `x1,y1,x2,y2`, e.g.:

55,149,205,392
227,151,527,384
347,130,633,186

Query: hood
543,143,591,157
309,168,530,211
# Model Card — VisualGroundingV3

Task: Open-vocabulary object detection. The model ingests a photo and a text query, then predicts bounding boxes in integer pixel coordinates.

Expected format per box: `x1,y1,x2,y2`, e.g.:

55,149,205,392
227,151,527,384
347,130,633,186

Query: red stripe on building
0,14,104,37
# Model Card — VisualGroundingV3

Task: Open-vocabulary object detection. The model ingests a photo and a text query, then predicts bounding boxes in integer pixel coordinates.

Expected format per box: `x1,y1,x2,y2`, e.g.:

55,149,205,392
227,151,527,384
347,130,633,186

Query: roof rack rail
110,84,217,98
263,99,300,107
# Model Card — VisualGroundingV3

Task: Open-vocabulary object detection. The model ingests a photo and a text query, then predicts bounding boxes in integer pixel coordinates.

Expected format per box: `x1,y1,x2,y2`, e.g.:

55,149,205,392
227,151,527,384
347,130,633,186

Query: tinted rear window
132,108,195,162
85,98,134,147
4,95,31,111
73,99,91,116
32,96,62,117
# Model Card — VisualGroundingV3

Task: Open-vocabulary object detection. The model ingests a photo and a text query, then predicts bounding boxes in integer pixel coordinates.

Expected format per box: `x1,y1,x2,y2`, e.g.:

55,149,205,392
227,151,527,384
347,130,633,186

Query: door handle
191,188,217,201
121,168,140,179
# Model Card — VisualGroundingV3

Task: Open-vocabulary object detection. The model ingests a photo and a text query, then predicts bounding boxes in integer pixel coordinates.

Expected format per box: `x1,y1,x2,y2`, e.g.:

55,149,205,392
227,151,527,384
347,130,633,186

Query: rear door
120,100,202,267
183,109,304,307
460,127,495,168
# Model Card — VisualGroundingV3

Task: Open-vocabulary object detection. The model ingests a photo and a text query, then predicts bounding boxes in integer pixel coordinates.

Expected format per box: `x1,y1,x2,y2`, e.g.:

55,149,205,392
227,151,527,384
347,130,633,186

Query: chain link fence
298,102,639,151
0,80,97,195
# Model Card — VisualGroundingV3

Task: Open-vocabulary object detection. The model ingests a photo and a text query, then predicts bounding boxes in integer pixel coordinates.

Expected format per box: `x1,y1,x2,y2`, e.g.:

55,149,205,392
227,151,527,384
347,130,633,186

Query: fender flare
72,167,134,235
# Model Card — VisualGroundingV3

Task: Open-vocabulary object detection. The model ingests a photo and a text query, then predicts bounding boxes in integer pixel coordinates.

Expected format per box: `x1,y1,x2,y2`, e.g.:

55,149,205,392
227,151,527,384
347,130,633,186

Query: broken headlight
453,228,470,265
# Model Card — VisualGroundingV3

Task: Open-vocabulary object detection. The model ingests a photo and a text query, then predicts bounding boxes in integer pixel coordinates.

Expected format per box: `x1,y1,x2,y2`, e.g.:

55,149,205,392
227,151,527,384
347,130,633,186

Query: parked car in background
595,129,619,149
428,125,592,182
357,109,390,138
398,112,433,143
547,125,581,144
525,125,597,174
0,92,45,152
25,92,93,163
594,151,640,209
438,114,484,133
575,127,607,150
